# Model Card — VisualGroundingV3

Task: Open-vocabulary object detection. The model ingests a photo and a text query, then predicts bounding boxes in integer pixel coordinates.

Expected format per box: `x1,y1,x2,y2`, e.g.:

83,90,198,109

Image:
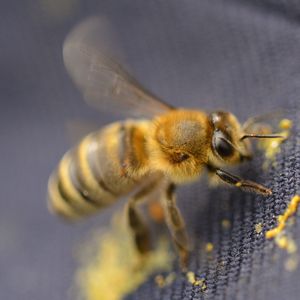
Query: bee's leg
127,180,160,254
147,199,164,223
214,168,272,196
127,200,151,254
162,183,190,271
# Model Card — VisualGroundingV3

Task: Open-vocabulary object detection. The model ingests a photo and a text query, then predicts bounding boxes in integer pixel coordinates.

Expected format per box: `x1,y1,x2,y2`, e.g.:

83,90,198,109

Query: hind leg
127,199,151,254
162,183,190,271
127,178,161,254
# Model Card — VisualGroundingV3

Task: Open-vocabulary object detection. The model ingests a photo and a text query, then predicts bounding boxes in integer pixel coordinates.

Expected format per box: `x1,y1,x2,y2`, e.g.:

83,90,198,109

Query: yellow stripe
77,134,115,205
58,152,98,214
47,173,81,220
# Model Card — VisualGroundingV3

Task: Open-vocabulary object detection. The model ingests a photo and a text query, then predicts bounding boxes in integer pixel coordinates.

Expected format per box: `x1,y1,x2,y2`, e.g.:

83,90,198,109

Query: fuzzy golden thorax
147,109,212,183
147,110,253,183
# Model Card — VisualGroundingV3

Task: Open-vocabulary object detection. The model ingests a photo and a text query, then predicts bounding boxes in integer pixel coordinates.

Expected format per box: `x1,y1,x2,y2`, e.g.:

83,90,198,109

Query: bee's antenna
240,133,284,141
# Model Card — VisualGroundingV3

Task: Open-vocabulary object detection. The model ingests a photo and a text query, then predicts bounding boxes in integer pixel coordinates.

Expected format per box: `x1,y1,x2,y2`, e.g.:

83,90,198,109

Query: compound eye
213,134,234,158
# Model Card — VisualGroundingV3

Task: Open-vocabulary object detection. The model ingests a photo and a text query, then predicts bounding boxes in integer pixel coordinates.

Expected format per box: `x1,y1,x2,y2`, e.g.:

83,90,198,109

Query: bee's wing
63,17,174,118
243,109,287,133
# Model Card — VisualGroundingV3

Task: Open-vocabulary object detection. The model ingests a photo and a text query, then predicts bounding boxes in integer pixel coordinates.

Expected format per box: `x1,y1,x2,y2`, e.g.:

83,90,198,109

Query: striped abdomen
48,120,150,220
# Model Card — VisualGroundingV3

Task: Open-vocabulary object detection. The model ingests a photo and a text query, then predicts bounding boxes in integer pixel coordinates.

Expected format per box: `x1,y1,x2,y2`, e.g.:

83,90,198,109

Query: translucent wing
63,17,174,118
242,109,287,133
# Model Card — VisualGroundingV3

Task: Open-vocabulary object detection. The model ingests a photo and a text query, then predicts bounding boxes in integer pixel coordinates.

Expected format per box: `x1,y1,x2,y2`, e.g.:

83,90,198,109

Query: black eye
213,135,234,158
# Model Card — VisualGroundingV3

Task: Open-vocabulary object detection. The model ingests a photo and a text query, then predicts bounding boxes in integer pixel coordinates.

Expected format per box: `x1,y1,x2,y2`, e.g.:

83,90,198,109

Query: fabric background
1,0,300,299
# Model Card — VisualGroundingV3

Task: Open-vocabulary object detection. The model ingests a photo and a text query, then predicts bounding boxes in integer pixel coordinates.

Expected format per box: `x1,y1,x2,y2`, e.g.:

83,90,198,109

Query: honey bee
48,18,282,270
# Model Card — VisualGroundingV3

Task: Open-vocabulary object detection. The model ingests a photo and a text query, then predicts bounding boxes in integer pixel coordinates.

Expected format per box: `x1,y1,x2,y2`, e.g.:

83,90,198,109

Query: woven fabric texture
127,108,300,300
1,0,300,299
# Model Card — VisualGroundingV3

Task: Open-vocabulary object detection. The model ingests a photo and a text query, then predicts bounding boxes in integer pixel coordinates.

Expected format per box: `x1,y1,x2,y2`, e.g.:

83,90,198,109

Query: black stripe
68,156,102,207
56,173,83,214
127,125,139,168
119,123,139,172
118,123,127,170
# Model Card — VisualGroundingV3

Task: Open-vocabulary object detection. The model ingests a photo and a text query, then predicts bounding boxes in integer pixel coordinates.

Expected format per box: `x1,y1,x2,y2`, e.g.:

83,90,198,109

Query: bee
48,18,283,270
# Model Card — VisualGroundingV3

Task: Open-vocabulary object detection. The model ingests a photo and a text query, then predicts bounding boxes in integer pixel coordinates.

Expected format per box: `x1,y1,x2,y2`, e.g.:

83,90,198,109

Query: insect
48,18,282,270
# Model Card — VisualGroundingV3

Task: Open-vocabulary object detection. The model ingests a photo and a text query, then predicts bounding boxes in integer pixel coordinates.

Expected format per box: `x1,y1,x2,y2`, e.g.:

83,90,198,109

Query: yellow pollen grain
286,238,297,254
186,271,207,291
255,223,263,234
266,195,300,239
275,235,288,249
235,182,242,187
221,219,231,229
205,242,214,253
279,119,292,130
258,118,292,169
155,275,165,288
186,271,196,284
165,272,176,286
200,282,207,292
155,272,176,288
284,256,299,272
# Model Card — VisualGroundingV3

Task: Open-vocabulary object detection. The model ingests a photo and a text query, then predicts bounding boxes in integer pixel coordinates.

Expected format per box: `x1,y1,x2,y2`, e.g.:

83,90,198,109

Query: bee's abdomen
48,121,149,221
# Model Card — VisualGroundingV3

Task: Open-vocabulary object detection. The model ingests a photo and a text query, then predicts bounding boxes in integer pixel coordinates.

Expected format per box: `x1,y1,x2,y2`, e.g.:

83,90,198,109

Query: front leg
213,168,272,196
162,183,190,271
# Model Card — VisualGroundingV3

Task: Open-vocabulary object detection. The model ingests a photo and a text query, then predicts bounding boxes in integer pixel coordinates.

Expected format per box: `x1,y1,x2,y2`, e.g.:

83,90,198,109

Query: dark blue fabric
126,108,300,300
1,0,300,299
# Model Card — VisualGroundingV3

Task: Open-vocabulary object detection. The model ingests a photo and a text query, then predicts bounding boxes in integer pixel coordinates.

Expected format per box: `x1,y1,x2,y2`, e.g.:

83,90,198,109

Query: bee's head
208,111,253,167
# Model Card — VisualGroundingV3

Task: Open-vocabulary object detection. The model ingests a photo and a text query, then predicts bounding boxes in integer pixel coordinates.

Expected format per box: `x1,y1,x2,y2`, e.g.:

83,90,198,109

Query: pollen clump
186,272,207,292
154,272,176,288
279,119,292,130
205,242,214,253
258,118,292,169
265,195,300,239
221,219,231,230
285,256,299,272
265,195,300,272
255,223,263,234
73,211,173,300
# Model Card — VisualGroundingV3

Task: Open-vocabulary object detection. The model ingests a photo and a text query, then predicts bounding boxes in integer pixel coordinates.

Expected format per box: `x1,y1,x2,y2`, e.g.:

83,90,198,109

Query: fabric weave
1,0,300,299
127,108,300,299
